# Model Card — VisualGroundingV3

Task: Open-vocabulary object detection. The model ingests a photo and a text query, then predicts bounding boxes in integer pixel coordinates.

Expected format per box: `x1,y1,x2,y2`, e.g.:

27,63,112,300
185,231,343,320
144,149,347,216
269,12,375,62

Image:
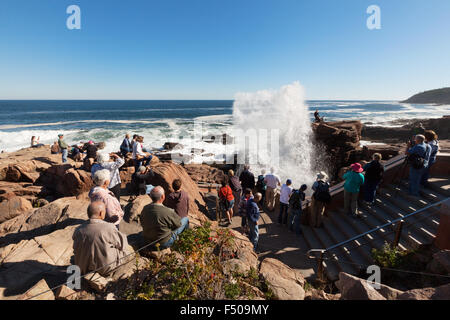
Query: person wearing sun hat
310,171,331,228
343,163,365,218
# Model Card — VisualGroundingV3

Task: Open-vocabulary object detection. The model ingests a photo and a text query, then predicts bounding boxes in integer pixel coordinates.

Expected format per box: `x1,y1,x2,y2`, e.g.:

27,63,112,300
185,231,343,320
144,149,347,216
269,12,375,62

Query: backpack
256,175,266,192
289,190,303,210
313,181,331,204
407,153,425,169
365,161,384,181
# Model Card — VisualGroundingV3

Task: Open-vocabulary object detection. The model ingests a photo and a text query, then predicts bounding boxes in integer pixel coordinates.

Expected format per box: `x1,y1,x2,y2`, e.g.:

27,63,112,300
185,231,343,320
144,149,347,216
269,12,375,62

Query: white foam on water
232,81,316,188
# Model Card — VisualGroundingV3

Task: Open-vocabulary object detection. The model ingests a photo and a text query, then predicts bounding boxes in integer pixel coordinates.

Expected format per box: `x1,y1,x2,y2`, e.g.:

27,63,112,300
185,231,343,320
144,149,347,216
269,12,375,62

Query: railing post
215,186,220,222
392,220,404,248
317,252,325,281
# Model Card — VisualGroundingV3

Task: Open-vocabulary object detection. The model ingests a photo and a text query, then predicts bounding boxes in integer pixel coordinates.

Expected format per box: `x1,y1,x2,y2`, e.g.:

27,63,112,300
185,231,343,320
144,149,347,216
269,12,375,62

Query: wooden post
317,252,325,281
393,220,404,248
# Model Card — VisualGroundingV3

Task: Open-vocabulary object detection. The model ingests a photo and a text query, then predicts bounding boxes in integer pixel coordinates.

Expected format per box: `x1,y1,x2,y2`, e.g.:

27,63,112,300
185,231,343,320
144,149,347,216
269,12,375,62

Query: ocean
0,100,449,159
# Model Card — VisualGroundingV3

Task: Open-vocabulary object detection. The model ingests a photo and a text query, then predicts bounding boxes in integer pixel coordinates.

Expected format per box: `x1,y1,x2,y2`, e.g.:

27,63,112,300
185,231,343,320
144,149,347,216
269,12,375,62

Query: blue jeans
421,160,434,185
248,220,259,251
159,217,189,249
134,156,153,172
288,208,302,235
363,180,380,203
278,203,289,224
409,167,424,196
62,149,68,163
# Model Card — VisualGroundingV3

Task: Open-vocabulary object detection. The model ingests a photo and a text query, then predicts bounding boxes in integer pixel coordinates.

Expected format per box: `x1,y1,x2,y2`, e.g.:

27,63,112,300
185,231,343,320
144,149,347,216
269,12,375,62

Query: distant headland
402,87,450,105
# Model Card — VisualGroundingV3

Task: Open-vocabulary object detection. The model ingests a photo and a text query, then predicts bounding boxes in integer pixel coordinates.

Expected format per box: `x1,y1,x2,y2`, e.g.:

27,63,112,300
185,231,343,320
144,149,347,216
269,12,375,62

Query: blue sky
0,0,449,100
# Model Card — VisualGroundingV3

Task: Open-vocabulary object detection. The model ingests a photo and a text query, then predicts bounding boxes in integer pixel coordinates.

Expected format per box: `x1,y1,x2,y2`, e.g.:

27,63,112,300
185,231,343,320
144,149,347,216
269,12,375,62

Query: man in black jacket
239,165,255,191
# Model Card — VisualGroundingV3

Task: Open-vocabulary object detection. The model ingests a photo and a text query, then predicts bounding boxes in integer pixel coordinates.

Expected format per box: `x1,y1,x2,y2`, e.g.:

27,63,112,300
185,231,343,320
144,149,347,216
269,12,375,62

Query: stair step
357,201,412,250
311,221,362,275
427,178,450,197
380,191,439,241
300,225,340,281
325,212,374,264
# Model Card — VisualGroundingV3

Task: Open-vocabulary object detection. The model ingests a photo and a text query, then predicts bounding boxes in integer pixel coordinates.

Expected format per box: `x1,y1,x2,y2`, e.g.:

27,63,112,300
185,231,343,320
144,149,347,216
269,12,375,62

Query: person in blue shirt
120,133,132,157
343,163,365,218
405,134,431,196
246,192,262,252
421,130,439,187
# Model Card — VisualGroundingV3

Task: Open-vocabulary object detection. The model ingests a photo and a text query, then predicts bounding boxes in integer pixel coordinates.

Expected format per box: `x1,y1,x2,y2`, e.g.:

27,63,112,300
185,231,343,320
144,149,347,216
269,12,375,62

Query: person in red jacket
219,178,235,224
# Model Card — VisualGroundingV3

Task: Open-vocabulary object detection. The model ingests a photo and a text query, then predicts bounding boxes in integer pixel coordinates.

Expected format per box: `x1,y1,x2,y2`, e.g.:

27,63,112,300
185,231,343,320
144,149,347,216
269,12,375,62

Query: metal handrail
307,197,449,259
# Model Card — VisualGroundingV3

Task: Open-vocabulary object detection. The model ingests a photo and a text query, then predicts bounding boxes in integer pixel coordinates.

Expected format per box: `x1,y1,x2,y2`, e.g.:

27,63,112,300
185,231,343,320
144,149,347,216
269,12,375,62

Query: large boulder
18,279,55,300
426,250,450,275
124,195,152,222
398,283,450,300
39,165,93,197
335,272,387,300
0,196,33,223
183,164,226,184
147,161,208,225
0,181,45,202
259,258,306,300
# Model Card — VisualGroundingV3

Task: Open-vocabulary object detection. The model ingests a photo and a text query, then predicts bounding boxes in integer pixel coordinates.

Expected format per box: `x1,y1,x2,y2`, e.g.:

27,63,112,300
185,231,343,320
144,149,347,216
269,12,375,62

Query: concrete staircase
300,176,450,281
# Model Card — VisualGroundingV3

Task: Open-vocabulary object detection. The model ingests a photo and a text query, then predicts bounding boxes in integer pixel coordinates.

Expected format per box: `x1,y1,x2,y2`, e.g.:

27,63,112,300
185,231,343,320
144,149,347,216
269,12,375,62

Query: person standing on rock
343,164,365,218
73,201,131,278
166,179,190,219
91,153,125,201
120,133,132,157
421,130,439,187
246,192,262,251
310,172,331,227
89,169,124,228
362,153,384,205
278,179,293,225
264,168,281,212
58,134,69,163
239,165,255,192
228,169,242,217
140,186,189,250
406,134,431,196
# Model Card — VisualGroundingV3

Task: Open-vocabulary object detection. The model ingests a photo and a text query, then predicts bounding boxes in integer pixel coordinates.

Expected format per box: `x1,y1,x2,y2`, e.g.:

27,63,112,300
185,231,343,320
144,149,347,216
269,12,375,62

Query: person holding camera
405,134,431,197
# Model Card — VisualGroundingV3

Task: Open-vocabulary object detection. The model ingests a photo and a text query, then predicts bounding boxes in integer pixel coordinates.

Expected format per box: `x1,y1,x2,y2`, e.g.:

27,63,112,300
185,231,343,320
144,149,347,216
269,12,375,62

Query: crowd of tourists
62,128,441,278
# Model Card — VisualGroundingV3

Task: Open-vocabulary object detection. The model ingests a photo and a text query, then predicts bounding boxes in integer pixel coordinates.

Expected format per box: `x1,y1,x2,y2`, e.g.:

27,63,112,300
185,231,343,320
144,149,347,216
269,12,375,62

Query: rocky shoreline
0,116,448,300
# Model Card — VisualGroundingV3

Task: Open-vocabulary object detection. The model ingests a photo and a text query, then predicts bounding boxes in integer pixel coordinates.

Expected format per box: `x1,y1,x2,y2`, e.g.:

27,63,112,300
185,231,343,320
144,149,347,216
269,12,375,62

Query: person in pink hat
343,163,365,218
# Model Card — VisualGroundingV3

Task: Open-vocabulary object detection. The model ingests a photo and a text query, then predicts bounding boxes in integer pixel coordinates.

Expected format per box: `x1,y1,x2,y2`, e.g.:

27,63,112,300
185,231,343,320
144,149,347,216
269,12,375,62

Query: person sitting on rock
89,169,124,228
73,201,131,278
91,153,125,201
166,179,190,219
314,109,321,123
132,136,152,173
246,192,262,251
50,141,60,154
134,166,155,195
140,186,189,250
30,136,44,148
